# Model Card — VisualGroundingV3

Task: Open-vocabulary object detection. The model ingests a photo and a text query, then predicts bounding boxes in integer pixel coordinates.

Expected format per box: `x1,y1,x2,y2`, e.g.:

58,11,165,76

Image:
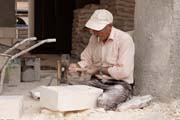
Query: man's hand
86,65,100,75
68,63,81,73
68,63,99,75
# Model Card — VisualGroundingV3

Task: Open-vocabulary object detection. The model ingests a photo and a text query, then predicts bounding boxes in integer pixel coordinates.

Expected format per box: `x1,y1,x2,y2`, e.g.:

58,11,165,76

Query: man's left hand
86,65,110,75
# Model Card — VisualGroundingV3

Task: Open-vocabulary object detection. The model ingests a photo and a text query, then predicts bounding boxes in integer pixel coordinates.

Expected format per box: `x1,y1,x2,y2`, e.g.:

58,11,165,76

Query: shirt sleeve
77,36,94,68
108,37,135,80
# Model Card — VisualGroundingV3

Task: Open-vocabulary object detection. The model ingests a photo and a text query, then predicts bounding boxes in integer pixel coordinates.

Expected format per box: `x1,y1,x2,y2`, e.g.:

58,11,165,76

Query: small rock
30,86,45,100
117,95,153,111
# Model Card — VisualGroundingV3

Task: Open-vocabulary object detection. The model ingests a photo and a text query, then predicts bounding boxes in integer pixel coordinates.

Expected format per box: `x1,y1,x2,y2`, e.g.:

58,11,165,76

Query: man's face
90,24,112,42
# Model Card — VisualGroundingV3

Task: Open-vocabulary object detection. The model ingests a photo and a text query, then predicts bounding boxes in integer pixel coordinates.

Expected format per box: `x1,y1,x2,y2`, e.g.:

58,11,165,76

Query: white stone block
40,85,103,112
0,96,23,120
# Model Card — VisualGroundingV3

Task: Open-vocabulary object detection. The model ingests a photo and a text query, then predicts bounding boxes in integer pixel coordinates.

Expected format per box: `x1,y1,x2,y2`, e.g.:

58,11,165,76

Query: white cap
85,9,113,31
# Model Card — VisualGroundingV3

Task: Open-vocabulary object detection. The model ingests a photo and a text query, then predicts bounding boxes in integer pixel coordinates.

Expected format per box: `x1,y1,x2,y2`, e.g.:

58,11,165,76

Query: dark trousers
72,77,133,110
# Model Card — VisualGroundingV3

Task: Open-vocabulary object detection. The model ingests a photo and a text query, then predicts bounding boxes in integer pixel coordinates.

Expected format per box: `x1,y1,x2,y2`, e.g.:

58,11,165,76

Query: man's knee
97,85,131,110
97,93,116,110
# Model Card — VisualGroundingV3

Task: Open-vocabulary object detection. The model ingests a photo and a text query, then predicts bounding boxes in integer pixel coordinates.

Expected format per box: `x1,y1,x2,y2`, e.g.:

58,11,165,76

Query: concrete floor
1,70,180,120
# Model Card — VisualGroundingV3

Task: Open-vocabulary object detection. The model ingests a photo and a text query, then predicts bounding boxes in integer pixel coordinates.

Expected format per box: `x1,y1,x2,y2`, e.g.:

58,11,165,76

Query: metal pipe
10,38,56,60
4,37,37,54
0,38,56,94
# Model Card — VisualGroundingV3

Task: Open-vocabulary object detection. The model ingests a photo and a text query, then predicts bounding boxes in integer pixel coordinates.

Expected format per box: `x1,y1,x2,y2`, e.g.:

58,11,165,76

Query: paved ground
1,70,180,120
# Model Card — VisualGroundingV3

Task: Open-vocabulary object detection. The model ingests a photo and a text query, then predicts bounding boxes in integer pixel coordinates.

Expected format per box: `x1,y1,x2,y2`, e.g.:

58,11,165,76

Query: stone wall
134,0,180,101
170,0,180,98
71,0,135,60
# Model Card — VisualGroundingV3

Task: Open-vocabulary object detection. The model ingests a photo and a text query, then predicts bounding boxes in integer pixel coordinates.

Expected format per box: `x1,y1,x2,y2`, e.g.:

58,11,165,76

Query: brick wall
71,4,99,61
100,0,135,31
71,0,135,60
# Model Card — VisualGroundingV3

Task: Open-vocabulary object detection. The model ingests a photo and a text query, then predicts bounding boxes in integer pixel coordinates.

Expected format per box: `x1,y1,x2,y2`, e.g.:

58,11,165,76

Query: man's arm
108,38,135,80
68,36,94,72
77,36,95,68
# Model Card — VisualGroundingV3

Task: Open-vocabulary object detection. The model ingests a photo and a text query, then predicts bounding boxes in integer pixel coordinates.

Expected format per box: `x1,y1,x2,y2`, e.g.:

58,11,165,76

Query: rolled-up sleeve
78,36,94,68
108,38,135,80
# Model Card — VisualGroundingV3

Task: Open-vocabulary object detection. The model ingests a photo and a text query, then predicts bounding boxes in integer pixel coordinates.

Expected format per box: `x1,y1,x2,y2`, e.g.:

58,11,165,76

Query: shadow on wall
127,30,135,38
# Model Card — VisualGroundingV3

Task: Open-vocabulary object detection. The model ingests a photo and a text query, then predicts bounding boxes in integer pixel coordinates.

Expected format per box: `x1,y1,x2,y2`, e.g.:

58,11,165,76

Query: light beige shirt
78,27,135,84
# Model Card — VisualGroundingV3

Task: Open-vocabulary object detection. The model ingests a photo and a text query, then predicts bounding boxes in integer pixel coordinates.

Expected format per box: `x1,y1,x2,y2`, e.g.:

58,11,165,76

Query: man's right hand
68,63,82,73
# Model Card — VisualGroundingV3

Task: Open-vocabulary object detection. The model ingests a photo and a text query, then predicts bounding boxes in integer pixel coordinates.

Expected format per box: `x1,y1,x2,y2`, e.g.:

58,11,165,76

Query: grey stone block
117,95,153,111
22,57,40,82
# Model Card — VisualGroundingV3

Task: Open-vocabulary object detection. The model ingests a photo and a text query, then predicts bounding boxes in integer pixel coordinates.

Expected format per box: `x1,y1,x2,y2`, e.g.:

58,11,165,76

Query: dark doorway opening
32,0,100,54
32,0,74,54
